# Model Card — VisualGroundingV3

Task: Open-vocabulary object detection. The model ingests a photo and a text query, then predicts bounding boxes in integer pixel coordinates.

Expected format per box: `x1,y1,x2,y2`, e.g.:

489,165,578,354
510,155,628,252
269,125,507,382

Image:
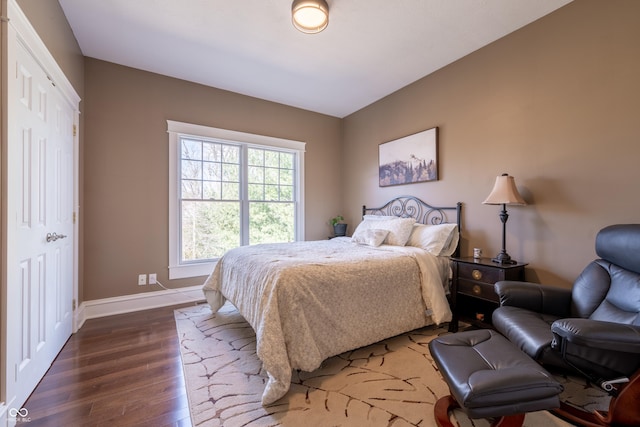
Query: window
168,121,305,279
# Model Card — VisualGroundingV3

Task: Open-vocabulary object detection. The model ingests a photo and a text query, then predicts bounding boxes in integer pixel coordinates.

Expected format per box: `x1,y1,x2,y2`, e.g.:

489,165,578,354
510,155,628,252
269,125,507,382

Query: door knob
46,232,68,242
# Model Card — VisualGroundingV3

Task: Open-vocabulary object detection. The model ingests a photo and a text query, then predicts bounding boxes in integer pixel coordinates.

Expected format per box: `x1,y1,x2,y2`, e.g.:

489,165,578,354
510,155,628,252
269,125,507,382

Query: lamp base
491,251,517,265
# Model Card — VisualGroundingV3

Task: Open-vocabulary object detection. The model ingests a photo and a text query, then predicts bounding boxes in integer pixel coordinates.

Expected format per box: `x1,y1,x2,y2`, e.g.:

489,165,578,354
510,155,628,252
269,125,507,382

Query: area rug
175,302,609,427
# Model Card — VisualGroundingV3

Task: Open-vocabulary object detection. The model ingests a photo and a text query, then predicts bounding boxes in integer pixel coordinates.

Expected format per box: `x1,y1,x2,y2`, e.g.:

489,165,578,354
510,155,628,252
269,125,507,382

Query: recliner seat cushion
492,306,558,359
492,306,568,369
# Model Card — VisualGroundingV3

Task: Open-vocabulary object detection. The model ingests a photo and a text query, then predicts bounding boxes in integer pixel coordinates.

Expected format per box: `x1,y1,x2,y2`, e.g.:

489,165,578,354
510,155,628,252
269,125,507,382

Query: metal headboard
362,196,462,256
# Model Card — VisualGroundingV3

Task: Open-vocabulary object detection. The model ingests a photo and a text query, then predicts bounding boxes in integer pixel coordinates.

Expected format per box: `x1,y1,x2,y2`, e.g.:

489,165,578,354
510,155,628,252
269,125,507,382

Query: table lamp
482,173,526,264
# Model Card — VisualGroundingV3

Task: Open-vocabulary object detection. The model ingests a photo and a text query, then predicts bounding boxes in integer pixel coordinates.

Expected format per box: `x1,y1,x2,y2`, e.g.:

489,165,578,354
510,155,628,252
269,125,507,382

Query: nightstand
449,257,527,332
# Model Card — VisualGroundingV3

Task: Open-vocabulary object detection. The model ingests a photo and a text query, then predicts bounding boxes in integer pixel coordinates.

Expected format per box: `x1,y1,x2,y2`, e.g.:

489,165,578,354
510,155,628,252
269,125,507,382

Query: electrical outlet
138,274,147,286
149,273,157,285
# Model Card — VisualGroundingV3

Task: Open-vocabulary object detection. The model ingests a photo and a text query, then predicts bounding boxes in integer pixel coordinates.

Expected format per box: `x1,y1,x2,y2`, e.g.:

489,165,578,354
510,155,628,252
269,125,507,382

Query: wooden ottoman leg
434,395,526,427
434,395,458,427
493,413,526,427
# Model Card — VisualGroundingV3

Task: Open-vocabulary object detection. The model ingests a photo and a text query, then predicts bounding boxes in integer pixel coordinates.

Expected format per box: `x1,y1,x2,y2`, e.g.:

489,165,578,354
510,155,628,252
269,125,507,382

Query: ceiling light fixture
292,0,329,34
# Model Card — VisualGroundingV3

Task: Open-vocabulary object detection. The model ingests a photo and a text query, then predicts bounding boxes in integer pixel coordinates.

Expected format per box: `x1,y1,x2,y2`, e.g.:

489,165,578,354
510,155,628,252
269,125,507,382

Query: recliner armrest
494,281,572,317
551,318,640,354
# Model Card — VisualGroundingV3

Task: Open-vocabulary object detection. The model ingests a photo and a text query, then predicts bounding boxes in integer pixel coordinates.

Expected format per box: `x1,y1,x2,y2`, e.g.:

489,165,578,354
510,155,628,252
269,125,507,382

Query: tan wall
16,0,84,91
82,59,342,300
342,0,640,287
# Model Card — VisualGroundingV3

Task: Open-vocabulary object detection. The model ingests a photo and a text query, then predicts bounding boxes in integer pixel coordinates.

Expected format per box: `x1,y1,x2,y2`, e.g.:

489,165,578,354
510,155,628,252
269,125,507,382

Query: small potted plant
330,215,347,237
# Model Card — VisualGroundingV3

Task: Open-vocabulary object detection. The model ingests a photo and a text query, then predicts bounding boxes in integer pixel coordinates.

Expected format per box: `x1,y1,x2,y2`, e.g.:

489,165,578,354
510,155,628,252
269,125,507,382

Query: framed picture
378,127,438,187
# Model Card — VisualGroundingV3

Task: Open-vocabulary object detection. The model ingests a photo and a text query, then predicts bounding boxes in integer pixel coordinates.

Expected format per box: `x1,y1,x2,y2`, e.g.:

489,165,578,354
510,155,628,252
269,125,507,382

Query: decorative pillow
351,217,416,246
351,228,390,247
407,223,459,256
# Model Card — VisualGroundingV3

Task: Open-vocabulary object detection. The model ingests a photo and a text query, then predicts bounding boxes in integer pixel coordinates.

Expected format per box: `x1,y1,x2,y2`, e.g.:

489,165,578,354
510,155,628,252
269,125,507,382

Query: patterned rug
175,302,609,427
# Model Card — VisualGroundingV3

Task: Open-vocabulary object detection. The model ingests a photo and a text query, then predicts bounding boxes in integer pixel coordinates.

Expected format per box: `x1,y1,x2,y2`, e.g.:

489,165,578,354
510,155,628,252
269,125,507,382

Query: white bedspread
202,238,452,405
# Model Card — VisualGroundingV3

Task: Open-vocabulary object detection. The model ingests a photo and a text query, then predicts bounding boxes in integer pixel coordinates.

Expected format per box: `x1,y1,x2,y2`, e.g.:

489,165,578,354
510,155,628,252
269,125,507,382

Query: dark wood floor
20,303,199,427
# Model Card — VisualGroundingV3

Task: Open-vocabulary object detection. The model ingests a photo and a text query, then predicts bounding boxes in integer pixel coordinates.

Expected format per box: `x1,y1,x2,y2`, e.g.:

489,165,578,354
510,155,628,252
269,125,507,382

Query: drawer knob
472,269,483,280
472,284,482,295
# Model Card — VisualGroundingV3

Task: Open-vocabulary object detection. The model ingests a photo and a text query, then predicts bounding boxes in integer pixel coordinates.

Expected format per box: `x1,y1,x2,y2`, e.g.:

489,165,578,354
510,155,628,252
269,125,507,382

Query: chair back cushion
588,260,640,325
571,224,640,325
596,224,640,274
570,261,612,318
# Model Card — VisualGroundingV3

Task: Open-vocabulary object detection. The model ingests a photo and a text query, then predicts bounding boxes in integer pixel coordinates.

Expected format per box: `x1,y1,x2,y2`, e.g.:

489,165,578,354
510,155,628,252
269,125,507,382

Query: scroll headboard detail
362,196,462,256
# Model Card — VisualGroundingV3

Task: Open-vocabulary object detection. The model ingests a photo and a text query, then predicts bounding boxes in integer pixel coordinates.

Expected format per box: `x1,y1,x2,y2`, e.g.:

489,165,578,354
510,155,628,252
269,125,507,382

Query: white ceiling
58,0,572,118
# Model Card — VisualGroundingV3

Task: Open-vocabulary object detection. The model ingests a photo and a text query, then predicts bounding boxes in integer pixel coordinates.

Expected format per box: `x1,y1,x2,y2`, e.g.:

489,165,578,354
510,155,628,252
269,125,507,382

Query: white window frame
167,120,306,279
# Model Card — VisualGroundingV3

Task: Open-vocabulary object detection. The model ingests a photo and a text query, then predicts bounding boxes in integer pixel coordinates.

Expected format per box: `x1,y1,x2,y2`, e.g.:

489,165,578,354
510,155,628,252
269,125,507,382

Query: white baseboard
76,285,206,329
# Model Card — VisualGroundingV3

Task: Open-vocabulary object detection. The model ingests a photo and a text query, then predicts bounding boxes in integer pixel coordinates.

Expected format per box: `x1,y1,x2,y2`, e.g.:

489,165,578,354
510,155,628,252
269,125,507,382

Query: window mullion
240,145,250,246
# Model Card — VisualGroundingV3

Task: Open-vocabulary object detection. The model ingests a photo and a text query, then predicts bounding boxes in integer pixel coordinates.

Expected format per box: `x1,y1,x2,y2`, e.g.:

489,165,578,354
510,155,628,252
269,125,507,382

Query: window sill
169,261,217,280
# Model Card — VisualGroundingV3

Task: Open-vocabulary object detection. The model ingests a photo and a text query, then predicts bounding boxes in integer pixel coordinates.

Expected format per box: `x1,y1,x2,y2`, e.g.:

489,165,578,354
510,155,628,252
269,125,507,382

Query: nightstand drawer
457,279,498,302
457,263,501,284
449,257,528,332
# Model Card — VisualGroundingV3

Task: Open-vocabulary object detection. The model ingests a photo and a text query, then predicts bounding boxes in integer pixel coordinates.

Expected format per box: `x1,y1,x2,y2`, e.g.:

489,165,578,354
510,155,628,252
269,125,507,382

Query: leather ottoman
429,329,563,427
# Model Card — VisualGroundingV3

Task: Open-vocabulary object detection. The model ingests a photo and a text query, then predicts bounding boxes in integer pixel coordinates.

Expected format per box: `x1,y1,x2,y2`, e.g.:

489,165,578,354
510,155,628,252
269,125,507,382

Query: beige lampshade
292,0,329,34
482,174,526,205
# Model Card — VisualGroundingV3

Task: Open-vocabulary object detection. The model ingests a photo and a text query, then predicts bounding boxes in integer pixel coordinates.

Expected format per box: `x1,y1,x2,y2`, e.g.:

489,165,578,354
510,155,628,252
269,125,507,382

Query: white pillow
440,227,460,257
362,214,398,221
351,217,416,246
351,228,390,247
407,223,459,256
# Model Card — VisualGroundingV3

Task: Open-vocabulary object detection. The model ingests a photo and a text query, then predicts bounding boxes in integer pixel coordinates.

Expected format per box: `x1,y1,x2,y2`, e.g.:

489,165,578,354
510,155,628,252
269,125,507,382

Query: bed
202,196,462,405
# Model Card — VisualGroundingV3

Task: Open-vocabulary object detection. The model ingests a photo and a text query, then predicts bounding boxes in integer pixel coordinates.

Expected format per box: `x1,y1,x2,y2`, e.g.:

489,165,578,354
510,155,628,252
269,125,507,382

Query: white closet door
6,38,74,409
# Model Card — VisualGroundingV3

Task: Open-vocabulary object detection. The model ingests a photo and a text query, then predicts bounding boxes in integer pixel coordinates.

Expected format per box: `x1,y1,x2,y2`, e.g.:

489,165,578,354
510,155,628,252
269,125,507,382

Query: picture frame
378,127,438,187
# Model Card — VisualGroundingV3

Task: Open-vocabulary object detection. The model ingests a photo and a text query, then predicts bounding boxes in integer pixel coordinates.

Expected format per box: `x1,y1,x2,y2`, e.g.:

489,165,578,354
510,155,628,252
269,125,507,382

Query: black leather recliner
492,224,640,427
